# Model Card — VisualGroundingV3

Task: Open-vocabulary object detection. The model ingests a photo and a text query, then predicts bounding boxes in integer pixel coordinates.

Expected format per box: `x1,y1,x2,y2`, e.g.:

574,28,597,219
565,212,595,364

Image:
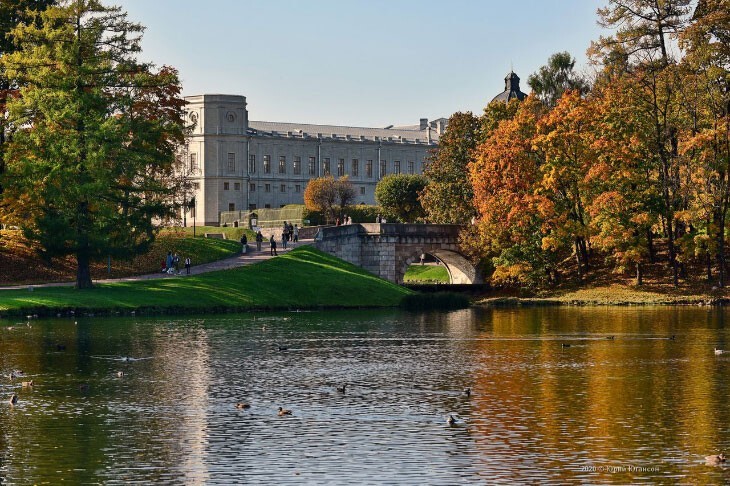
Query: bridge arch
397,248,481,285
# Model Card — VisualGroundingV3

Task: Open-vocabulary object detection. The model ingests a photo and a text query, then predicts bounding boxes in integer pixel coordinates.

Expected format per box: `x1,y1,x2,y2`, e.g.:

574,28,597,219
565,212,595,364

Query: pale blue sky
119,0,605,127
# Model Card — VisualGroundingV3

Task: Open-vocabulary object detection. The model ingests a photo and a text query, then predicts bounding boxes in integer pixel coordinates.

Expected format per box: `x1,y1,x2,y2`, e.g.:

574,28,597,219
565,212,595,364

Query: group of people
281,221,299,244
162,251,191,275
335,215,353,226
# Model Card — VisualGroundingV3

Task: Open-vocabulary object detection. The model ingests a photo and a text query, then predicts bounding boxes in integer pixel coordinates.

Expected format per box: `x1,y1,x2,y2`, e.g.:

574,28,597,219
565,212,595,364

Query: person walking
255,230,263,251
173,253,180,274
270,237,278,256
165,251,173,273
240,233,248,254
281,232,287,250
293,224,299,243
184,257,191,275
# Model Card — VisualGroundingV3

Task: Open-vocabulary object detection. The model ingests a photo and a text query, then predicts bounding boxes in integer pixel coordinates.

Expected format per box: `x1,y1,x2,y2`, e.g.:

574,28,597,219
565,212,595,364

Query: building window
234,182,241,190
407,160,414,174
227,153,235,172
352,159,359,177
190,153,198,172
394,160,401,174
308,156,316,175
323,158,330,175
265,204,271,209
224,182,230,190
249,203,257,210
250,183,256,192
293,156,301,175
265,183,271,192
249,154,256,173
264,154,271,173
279,155,286,174
337,158,345,176
380,159,386,178
366,160,373,178
280,184,286,193
360,186,365,195
295,184,301,193
192,182,200,190
229,203,235,211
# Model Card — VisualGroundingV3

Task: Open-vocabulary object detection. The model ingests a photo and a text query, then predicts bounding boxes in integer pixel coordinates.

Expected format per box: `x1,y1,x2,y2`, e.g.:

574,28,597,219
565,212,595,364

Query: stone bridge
314,223,481,284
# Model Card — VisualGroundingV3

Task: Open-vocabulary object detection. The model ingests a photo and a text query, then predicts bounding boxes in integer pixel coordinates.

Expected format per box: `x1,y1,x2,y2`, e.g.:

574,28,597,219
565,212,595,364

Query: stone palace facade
184,94,445,226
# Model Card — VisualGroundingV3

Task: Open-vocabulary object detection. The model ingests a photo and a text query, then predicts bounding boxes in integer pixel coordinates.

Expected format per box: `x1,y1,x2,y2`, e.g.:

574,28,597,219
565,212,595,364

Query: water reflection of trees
456,307,730,481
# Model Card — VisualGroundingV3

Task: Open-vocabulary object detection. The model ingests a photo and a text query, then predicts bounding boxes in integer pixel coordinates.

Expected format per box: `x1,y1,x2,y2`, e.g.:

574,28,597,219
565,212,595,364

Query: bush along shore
475,284,730,307
0,247,412,318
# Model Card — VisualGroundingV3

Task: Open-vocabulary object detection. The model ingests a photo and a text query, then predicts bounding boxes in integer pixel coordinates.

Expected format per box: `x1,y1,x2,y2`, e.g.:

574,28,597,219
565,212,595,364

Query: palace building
184,94,446,226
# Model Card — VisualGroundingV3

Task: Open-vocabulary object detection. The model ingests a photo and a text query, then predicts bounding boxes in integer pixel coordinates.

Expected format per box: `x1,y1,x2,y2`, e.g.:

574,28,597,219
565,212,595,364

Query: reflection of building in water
149,327,212,484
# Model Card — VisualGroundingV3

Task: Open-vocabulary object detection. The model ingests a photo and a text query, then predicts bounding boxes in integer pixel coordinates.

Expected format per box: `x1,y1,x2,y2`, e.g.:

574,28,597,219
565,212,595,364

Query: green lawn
0,247,412,316
403,264,450,283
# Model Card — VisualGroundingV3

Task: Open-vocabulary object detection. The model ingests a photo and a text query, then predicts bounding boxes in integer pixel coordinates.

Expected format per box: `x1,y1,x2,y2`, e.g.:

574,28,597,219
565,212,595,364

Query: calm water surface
1,307,729,484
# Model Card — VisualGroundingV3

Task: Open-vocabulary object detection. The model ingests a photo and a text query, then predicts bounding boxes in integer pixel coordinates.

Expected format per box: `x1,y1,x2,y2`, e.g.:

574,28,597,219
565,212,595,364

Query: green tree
375,174,428,223
0,0,57,193
527,51,589,107
420,112,480,224
0,0,187,288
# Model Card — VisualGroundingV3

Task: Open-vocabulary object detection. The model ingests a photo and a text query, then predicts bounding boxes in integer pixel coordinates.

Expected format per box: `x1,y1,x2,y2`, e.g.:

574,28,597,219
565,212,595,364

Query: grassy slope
0,247,412,316
0,228,252,285
403,265,450,283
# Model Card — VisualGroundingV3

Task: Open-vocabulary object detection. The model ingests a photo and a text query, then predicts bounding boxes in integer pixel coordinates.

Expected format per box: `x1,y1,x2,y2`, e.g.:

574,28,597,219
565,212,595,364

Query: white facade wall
184,94,438,226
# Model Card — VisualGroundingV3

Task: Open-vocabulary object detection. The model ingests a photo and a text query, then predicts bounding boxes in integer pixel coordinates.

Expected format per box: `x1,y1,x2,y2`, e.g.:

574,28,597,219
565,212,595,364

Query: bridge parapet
314,223,478,284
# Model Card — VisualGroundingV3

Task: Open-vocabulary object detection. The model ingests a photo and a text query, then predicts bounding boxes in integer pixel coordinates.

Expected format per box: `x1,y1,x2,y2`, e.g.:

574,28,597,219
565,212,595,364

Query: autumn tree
420,112,480,224
303,175,354,223
533,90,594,278
468,96,557,286
375,174,428,223
584,78,660,284
527,51,589,107
675,0,730,285
590,0,693,286
334,175,356,221
0,0,187,288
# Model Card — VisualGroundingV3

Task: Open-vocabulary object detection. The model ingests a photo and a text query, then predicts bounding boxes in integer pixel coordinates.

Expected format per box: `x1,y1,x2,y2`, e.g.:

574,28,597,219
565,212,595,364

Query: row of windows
224,182,368,196
248,183,302,193
191,153,418,177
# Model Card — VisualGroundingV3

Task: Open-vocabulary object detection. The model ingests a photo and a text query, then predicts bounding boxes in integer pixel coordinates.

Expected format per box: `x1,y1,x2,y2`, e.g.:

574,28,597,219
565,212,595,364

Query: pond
0,307,729,484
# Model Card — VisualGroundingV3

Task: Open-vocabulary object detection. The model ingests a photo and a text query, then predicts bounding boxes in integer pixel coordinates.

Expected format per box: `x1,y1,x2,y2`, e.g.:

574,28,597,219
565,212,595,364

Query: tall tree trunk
574,239,583,280
647,230,656,263
579,238,589,267
707,253,713,282
75,196,93,289
717,221,726,289
76,248,92,289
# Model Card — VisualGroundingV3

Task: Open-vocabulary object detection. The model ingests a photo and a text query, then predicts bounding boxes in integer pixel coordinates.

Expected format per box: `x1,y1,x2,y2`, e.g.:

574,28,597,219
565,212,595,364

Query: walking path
0,240,312,290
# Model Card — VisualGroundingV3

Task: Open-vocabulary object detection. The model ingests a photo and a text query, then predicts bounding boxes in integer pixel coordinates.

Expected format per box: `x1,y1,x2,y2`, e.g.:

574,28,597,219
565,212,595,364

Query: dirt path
0,240,312,290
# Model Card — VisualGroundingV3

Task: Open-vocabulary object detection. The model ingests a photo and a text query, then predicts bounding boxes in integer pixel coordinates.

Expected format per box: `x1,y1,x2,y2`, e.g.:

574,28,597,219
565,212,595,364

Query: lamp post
189,197,196,237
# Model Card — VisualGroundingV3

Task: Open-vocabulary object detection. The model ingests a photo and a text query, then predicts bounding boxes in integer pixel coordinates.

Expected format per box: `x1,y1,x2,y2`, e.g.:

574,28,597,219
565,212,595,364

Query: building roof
248,120,439,145
491,71,528,103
